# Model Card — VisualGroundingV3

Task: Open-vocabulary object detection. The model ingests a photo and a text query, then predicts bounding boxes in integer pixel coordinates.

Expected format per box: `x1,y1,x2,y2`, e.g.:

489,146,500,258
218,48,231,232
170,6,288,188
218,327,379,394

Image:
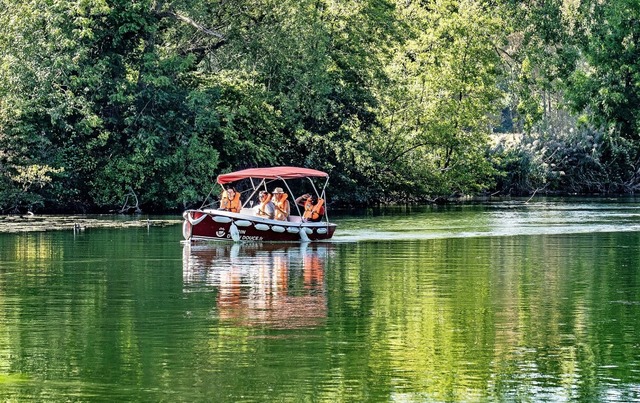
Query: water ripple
332,201,640,242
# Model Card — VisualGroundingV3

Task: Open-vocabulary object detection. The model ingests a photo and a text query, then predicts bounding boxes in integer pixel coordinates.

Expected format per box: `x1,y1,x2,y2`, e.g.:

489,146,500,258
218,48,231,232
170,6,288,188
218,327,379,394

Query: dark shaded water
1,200,640,401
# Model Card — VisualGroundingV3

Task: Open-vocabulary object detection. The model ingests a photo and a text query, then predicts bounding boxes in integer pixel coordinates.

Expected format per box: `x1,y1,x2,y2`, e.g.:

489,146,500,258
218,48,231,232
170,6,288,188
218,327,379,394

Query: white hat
272,187,284,194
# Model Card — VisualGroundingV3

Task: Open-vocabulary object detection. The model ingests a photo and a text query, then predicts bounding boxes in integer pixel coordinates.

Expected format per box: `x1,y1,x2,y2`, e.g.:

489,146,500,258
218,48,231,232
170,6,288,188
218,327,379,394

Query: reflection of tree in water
182,242,332,329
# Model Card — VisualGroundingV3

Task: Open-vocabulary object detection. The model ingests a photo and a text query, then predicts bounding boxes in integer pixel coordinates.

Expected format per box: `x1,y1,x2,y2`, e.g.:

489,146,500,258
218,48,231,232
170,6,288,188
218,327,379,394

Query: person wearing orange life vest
272,187,290,221
255,191,275,219
295,194,325,222
219,186,241,213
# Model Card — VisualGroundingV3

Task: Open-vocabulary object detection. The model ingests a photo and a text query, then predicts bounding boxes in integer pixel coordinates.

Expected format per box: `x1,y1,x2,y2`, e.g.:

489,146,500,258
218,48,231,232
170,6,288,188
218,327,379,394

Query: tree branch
159,10,225,40
120,187,142,214
386,142,431,166
525,183,549,203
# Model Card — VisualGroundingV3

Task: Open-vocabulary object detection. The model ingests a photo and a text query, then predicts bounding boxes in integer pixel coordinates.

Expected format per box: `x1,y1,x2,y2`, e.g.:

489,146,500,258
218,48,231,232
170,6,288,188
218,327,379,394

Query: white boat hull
182,209,337,242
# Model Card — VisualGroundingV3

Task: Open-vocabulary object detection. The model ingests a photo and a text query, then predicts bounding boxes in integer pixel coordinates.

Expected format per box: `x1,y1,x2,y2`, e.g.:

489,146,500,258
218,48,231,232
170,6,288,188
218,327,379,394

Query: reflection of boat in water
182,242,333,329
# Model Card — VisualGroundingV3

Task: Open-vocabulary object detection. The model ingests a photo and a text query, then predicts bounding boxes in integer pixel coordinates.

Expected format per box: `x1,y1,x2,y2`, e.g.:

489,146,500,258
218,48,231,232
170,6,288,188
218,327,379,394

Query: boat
182,166,337,242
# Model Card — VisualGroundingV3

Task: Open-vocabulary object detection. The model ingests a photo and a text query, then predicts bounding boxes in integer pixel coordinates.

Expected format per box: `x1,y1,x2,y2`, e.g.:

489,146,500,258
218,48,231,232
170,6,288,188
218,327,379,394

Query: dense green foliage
496,0,640,195
1,0,639,212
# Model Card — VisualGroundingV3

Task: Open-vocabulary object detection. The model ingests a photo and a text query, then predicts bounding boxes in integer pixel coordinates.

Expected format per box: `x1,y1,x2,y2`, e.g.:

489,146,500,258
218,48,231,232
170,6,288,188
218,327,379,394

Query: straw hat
272,187,285,194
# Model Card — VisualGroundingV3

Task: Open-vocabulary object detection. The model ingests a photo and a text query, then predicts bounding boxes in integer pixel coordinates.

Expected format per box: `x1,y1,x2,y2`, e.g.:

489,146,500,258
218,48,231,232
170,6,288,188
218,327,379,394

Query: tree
0,0,266,211
369,0,506,199
490,0,640,195
565,0,640,191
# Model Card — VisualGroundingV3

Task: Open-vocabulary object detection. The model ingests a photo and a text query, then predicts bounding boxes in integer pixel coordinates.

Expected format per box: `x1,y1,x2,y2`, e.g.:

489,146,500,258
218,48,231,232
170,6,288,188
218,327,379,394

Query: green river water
1,199,640,402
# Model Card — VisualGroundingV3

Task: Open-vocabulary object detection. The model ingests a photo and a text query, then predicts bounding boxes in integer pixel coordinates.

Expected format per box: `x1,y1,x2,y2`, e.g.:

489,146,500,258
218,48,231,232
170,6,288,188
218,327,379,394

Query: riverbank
0,214,181,233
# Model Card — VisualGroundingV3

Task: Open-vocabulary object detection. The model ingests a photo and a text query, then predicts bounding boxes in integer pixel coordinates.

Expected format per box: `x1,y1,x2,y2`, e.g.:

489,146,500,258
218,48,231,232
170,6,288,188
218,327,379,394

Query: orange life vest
257,194,274,218
273,194,290,221
220,190,241,213
303,198,324,221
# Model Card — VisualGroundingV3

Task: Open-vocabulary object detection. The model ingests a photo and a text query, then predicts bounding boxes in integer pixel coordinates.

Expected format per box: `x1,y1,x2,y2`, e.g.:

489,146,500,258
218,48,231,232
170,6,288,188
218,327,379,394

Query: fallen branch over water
0,215,181,233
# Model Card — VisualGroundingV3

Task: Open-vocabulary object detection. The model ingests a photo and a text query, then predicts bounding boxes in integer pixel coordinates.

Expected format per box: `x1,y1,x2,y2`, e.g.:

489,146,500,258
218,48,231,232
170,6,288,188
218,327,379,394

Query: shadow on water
182,242,335,329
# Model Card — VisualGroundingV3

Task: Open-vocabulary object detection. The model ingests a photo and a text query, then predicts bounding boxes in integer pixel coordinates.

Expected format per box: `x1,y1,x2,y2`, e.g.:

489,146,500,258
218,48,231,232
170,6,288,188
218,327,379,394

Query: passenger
272,187,290,221
219,186,241,213
295,194,325,222
255,191,275,219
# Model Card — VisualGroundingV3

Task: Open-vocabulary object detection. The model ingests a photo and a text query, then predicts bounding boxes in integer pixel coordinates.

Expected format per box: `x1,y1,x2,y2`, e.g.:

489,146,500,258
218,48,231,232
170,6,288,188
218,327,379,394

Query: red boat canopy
217,166,328,184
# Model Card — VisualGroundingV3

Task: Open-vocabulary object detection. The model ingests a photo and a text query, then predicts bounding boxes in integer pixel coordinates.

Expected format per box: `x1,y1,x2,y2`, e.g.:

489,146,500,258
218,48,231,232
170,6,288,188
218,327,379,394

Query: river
1,198,640,401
